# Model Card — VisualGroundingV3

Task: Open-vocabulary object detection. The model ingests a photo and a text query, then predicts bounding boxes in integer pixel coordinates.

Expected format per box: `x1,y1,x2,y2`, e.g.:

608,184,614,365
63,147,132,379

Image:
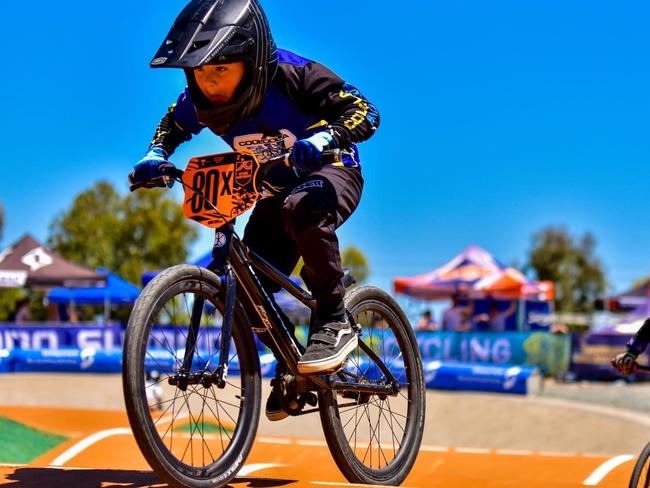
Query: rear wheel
630,442,650,488
123,264,261,488
318,285,426,485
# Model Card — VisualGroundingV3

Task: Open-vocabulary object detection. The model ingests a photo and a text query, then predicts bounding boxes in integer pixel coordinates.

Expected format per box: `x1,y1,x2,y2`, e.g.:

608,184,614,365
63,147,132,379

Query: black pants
243,165,364,321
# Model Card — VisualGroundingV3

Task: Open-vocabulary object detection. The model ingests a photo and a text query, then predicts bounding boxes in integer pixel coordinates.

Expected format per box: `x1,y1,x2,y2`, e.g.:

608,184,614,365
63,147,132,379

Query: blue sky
1,1,649,296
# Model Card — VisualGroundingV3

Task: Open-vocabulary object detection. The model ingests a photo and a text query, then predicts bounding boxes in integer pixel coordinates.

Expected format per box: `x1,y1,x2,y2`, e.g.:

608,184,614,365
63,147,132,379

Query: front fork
215,266,236,387
175,226,237,391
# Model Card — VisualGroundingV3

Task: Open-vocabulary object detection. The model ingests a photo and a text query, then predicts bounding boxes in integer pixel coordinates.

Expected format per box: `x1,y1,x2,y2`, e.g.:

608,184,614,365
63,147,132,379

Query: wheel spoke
326,297,422,477
127,277,256,477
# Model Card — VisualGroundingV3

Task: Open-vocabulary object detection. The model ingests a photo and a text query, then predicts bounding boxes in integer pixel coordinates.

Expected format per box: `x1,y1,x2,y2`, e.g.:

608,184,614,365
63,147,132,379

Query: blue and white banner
413,331,570,376
0,324,227,353
0,324,569,387
423,361,540,395
0,324,124,351
11,348,123,373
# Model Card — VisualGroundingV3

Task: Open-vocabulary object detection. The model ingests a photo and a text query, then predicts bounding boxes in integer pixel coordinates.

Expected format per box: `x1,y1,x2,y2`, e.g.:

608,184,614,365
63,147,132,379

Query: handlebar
261,152,292,176
129,149,342,192
262,148,342,176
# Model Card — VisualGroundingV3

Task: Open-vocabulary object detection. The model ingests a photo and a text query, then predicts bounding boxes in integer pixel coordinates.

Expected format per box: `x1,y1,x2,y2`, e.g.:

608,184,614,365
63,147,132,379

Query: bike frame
179,221,399,397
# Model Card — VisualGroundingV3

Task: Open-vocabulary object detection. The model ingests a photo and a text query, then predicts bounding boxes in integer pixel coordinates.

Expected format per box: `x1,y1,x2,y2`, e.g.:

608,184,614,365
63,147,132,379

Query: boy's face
194,62,246,105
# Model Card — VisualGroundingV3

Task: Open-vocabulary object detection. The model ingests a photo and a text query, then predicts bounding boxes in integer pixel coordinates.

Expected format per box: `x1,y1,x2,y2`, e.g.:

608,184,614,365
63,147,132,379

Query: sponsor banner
2,345,539,395
6,348,280,377
0,324,234,354
422,361,540,395
0,325,570,380
0,326,70,351
0,349,11,373
413,331,570,377
12,348,123,373
0,325,126,351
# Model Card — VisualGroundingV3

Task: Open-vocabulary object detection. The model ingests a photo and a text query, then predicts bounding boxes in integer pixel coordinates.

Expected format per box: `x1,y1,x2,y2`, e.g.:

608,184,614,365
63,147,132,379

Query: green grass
177,421,233,435
0,417,68,464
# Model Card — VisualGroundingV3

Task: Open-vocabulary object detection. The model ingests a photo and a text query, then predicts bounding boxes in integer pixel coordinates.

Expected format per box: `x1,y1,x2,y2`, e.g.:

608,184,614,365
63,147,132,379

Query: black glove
612,351,638,375
129,147,176,189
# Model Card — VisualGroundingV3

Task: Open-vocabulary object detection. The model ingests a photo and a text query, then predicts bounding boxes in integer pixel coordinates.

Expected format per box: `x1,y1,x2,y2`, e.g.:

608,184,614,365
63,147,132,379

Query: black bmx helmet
151,0,278,133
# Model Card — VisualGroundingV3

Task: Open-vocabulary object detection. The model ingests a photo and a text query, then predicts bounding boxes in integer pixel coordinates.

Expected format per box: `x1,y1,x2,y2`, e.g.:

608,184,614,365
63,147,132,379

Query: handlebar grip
129,165,184,192
159,166,184,179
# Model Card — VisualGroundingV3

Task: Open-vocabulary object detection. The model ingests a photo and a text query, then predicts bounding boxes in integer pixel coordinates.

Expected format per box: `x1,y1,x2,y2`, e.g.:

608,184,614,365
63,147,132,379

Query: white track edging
50,428,132,467
583,454,635,486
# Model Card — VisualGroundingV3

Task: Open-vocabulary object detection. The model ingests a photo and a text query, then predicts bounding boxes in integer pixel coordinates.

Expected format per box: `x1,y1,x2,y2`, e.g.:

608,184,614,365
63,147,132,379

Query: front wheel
319,285,426,485
630,442,650,488
123,264,261,488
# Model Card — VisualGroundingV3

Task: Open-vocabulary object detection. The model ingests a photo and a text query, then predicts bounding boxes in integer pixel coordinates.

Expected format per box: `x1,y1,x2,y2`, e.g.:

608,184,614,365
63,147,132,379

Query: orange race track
0,406,635,487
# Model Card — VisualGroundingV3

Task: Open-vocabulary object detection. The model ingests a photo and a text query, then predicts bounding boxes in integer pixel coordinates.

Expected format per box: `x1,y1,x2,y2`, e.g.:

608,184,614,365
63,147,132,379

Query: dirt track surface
2,373,650,456
0,403,635,488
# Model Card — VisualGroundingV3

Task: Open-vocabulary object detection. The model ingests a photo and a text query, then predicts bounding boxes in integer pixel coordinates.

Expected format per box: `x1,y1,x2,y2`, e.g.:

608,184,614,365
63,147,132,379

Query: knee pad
282,179,337,237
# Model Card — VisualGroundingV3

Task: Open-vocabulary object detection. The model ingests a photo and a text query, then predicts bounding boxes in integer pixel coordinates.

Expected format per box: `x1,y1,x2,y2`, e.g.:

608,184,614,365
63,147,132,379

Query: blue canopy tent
48,269,140,320
142,253,310,319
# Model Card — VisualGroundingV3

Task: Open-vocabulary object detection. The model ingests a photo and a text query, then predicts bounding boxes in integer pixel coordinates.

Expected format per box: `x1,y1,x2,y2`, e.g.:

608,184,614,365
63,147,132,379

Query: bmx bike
122,150,426,487
628,365,650,488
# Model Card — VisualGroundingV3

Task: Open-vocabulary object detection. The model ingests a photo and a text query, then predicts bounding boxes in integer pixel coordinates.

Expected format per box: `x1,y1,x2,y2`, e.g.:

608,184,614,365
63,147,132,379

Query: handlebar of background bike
129,149,342,193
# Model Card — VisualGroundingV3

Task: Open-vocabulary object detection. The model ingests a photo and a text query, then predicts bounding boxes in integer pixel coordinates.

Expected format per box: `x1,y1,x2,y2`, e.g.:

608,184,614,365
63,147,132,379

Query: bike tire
123,264,261,488
630,442,650,488
318,285,426,486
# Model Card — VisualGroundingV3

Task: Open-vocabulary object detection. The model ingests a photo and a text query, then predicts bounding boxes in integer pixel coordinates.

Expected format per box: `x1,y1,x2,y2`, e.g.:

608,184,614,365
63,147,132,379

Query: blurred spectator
14,298,31,323
146,370,164,412
550,323,569,334
67,304,80,324
371,314,389,329
442,294,473,332
415,310,438,331
47,302,60,322
487,301,516,332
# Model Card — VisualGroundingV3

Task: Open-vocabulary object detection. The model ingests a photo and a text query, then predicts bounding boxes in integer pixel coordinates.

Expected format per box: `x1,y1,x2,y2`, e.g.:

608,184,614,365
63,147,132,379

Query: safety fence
0,324,572,394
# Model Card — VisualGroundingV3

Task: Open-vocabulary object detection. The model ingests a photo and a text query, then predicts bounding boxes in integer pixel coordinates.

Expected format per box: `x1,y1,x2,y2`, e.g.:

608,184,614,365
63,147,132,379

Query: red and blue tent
393,245,553,301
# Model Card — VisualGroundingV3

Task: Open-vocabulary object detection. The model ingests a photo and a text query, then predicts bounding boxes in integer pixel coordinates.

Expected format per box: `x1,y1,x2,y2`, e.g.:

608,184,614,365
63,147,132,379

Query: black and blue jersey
150,48,380,178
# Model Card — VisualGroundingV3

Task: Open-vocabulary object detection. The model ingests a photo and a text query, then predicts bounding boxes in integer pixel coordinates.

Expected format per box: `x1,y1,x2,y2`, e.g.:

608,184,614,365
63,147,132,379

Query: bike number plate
182,151,260,228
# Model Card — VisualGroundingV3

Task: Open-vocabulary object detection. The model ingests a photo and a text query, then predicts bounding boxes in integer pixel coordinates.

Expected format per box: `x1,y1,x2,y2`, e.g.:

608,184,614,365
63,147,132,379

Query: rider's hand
612,351,639,375
129,147,175,189
290,132,334,174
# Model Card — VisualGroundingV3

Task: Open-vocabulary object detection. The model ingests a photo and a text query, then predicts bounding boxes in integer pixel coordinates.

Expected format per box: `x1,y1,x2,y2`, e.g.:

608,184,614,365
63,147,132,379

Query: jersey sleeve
149,88,205,155
282,61,380,148
627,318,650,356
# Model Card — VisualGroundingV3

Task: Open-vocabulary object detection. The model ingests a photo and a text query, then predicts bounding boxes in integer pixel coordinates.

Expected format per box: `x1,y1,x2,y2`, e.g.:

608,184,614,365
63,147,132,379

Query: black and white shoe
265,382,289,421
265,364,291,421
297,316,358,374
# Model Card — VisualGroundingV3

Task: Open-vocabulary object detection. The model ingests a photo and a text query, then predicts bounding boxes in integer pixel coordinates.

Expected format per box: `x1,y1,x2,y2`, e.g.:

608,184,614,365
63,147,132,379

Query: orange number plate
182,151,260,228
